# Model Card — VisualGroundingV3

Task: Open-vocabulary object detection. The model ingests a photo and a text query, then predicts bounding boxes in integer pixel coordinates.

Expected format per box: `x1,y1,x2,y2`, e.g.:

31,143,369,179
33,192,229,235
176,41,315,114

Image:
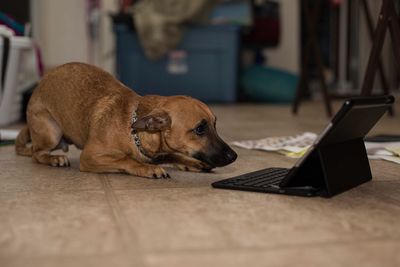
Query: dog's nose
206,146,237,167
226,150,237,163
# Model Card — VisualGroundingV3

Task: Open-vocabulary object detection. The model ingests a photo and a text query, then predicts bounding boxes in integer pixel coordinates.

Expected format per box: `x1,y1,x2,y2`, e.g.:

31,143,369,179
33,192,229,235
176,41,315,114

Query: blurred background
0,0,399,126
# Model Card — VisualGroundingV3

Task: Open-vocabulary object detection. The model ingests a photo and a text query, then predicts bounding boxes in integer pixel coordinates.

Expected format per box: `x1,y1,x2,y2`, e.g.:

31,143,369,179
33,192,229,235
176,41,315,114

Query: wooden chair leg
362,0,393,115
314,40,333,117
292,0,332,116
292,39,312,114
361,0,390,96
387,0,400,71
386,0,400,116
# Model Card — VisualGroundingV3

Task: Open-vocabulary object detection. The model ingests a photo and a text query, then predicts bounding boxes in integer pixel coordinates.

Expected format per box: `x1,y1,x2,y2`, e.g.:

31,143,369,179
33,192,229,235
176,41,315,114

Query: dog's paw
174,164,201,172
174,163,213,173
138,165,170,179
49,155,70,167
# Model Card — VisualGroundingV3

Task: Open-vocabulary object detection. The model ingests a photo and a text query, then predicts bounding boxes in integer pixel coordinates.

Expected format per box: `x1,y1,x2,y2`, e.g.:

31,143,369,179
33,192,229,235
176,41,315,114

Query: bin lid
0,36,31,48
11,36,31,48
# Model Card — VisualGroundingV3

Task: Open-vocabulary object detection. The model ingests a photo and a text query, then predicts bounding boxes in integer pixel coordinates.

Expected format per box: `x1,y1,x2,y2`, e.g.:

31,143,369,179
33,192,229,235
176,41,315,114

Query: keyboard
212,168,289,191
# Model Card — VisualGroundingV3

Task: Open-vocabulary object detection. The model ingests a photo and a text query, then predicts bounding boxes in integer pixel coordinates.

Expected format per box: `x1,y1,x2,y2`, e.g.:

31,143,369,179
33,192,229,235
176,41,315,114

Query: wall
263,0,300,74
31,0,89,67
30,0,117,73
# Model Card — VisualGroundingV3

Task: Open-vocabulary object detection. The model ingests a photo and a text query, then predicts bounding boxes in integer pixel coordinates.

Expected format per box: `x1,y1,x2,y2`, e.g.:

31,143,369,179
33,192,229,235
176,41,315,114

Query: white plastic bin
0,35,34,126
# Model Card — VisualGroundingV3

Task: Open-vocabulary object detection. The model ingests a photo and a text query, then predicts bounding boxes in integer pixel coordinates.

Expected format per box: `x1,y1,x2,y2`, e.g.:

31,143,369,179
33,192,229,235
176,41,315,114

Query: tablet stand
285,138,372,197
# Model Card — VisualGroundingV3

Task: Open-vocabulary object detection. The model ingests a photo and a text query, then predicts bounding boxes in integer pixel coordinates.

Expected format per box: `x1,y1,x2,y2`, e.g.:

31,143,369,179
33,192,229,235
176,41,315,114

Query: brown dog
15,62,237,178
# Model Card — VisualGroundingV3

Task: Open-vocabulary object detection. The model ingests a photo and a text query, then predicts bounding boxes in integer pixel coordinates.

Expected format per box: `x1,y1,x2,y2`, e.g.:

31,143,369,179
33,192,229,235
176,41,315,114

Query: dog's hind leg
28,109,70,167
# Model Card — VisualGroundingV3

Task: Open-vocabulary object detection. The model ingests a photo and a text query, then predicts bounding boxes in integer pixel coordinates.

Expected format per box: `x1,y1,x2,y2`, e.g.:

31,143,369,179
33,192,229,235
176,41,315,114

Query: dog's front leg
170,154,212,172
80,150,169,179
152,153,210,172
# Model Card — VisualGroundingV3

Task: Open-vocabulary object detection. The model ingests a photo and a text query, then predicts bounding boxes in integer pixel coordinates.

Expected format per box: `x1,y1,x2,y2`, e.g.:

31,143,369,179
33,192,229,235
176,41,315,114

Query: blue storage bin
241,66,298,103
114,24,239,102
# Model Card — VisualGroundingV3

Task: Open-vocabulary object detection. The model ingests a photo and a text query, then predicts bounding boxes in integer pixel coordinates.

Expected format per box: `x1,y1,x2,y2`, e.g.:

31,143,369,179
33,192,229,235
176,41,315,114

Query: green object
0,140,14,146
241,66,298,103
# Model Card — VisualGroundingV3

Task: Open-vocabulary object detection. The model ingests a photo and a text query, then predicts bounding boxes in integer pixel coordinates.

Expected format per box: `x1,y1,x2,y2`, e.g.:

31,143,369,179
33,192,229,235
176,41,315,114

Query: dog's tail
15,126,33,156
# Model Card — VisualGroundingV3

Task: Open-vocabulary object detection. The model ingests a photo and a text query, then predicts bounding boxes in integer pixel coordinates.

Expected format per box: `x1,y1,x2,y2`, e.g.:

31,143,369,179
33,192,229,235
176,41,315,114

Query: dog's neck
130,104,166,161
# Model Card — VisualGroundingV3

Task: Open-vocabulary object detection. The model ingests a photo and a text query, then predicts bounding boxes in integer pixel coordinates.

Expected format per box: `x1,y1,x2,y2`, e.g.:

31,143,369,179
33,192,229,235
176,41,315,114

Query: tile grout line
99,175,147,267
2,181,400,195
108,185,211,191
144,236,400,256
0,189,106,194
359,186,400,206
0,184,212,194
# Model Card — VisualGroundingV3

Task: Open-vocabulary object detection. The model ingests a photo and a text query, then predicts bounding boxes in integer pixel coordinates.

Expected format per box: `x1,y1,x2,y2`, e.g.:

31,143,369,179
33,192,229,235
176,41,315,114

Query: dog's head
132,96,237,170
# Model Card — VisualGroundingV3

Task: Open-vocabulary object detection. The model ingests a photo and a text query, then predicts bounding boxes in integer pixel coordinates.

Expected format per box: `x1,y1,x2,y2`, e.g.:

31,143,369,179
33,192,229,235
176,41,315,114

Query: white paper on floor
232,132,317,158
365,142,400,164
233,132,400,164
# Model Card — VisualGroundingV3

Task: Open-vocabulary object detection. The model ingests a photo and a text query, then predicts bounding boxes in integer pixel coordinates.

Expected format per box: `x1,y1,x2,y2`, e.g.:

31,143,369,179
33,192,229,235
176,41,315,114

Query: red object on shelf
243,17,280,47
330,0,343,6
120,0,134,11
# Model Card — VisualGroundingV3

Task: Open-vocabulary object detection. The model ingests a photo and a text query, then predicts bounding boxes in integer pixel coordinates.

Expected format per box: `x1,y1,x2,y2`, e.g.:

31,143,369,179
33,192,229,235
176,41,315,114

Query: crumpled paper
233,132,400,164
365,142,400,164
232,132,317,158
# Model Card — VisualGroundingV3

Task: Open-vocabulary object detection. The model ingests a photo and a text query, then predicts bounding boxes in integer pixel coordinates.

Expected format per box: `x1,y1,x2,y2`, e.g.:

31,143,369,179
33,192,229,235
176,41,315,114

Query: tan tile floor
1,101,400,267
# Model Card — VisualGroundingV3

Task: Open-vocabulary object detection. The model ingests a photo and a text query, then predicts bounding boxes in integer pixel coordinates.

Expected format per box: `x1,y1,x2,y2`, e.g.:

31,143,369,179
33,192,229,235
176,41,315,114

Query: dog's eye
194,124,207,136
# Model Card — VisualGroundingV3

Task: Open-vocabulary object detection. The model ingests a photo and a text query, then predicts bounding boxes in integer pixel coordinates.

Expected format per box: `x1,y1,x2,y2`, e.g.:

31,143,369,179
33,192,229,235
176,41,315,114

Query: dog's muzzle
193,141,237,169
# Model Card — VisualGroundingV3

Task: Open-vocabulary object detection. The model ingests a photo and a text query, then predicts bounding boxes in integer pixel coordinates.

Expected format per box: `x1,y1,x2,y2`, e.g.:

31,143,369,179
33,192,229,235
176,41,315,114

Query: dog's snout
193,138,237,169
225,149,237,163
210,144,237,167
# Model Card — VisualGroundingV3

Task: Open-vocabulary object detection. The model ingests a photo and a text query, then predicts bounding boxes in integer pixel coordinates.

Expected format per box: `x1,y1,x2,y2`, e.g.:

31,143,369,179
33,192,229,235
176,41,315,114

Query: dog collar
130,111,152,160
131,111,141,147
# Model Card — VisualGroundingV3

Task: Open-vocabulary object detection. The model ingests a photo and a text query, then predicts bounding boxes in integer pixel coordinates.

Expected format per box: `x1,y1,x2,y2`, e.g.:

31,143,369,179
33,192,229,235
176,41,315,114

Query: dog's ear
132,111,171,132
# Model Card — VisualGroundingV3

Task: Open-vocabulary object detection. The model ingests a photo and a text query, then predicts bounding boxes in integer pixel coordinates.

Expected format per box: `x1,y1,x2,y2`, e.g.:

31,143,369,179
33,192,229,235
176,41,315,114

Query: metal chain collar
131,111,142,147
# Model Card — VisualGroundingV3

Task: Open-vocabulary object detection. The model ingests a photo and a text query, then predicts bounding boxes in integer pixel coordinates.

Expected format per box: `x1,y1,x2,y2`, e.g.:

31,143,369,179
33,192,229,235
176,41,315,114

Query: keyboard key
223,168,289,188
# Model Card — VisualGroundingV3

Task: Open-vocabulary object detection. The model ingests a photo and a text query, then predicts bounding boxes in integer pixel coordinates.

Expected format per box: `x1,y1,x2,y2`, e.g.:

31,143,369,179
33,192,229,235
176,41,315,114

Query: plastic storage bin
114,24,239,102
0,35,32,126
